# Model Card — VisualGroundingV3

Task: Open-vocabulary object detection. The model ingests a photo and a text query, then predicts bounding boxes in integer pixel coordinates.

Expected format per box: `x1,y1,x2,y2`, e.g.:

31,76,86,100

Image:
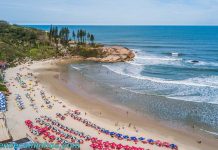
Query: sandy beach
3,58,218,150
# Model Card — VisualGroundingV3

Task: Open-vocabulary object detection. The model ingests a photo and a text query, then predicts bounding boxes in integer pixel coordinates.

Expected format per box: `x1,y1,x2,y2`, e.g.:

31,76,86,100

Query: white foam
199,129,218,136
132,51,183,66
186,60,218,67
102,63,218,104
102,64,218,88
70,65,81,70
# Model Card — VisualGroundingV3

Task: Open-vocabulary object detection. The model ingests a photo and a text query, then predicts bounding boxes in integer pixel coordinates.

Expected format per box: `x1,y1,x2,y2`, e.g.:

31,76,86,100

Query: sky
1,0,218,25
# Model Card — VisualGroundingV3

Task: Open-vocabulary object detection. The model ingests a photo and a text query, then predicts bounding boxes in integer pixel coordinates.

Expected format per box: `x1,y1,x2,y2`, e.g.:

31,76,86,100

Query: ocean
25,25,218,135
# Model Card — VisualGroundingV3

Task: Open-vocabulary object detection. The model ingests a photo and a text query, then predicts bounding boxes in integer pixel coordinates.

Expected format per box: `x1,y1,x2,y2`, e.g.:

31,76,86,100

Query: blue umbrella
104,130,110,134
170,144,177,149
130,136,137,141
138,137,145,141
147,139,154,143
116,133,122,137
123,135,129,139
110,132,115,135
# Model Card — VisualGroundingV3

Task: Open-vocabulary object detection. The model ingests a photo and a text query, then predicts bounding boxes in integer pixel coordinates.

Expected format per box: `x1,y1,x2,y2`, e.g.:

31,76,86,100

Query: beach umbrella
130,146,137,150
110,142,117,149
155,140,162,146
103,141,110,147
138,137,145,141
25,120,32,125
43,132,50,137
170,144,178,149
130,136,137,141
116,133,123,138
104,130,110,134
123,135,129,139
116,144,123,149
71,136,77,142
123,145,130,150
162,142,170,147
49,135,56,142
97,145,103,149
90,143,97,149
91,137,97,142
147,139,154,144
78,139,84,144
110,132,116,136
96,140,102,144
34,126,40,129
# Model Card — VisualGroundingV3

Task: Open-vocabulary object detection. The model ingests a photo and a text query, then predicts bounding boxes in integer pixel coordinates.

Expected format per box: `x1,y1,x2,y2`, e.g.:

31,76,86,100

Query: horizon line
18,24,218,26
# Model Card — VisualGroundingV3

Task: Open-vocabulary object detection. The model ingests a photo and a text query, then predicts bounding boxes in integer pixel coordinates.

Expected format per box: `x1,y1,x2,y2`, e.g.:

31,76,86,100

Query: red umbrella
90,144,97,149
25,120,32,125
123,145,130,150
131,146,137,150
97,145,103,149
155,140,162,147
49,135,56,139
110,142,117,149
97,140,102,144
34,126,40,129
142,140,147,144
162,142,170,148
116,144,123,149
49,135,56,142
43,132,50,137
103,141,110,147
91,137,97,142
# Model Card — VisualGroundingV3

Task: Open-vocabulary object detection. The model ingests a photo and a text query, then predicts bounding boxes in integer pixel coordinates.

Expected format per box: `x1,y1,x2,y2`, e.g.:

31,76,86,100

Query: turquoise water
26,25,218,103
26,25,218,134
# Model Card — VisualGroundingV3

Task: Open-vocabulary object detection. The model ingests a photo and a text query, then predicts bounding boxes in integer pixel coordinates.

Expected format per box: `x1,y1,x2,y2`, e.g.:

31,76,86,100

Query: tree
53,26,59,53
49,25,53,42
59,27,69,46
72,31,76,41
90,34,95,45
77,30,80,43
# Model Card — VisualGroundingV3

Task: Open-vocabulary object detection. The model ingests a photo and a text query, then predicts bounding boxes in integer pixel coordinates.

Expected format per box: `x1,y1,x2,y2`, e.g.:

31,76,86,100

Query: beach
3,58,218,150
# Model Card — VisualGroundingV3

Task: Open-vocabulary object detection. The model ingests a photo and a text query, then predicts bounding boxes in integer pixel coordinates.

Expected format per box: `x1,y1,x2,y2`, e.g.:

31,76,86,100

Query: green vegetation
0,20,55,62
0,20,100,64
0,84,7,92
0,72,7,92
0,21,102,92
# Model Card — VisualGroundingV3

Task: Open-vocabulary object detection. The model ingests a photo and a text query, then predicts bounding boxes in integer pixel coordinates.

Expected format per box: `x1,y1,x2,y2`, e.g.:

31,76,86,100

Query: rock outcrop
86,46,135,62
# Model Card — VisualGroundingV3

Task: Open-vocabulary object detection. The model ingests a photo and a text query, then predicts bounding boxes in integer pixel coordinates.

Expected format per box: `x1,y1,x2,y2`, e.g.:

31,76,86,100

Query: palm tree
77,30,80,43
90,34,95,45
53,26,59,53
87,33,90,42
49,25,53,42
72,31,76,41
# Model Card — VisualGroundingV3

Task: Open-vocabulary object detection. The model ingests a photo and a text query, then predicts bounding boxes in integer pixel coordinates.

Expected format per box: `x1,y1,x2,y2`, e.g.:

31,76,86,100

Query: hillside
0,21,134,64
0,21,56,63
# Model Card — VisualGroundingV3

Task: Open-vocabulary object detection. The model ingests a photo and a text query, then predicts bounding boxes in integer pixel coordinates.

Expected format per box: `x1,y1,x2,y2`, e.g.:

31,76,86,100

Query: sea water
26,25,218,135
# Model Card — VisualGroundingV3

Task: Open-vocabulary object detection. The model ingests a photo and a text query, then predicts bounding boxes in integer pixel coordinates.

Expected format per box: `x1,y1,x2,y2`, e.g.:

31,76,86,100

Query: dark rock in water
191,60,199,63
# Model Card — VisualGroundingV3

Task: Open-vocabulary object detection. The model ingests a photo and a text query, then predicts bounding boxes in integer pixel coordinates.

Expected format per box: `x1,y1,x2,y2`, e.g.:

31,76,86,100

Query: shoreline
4,58,218,150
36,59,218,149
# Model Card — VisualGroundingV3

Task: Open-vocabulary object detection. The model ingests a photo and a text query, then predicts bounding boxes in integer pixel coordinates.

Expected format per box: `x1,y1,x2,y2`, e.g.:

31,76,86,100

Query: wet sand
36,59,218,150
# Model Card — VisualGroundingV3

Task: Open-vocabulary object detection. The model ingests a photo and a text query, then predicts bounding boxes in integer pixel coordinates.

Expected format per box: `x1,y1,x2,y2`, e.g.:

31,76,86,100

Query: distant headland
0,20,134,65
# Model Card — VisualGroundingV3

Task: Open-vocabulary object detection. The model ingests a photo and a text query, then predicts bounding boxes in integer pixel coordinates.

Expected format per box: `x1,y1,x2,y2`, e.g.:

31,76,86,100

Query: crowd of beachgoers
2,59,181,150
3,58,218,150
